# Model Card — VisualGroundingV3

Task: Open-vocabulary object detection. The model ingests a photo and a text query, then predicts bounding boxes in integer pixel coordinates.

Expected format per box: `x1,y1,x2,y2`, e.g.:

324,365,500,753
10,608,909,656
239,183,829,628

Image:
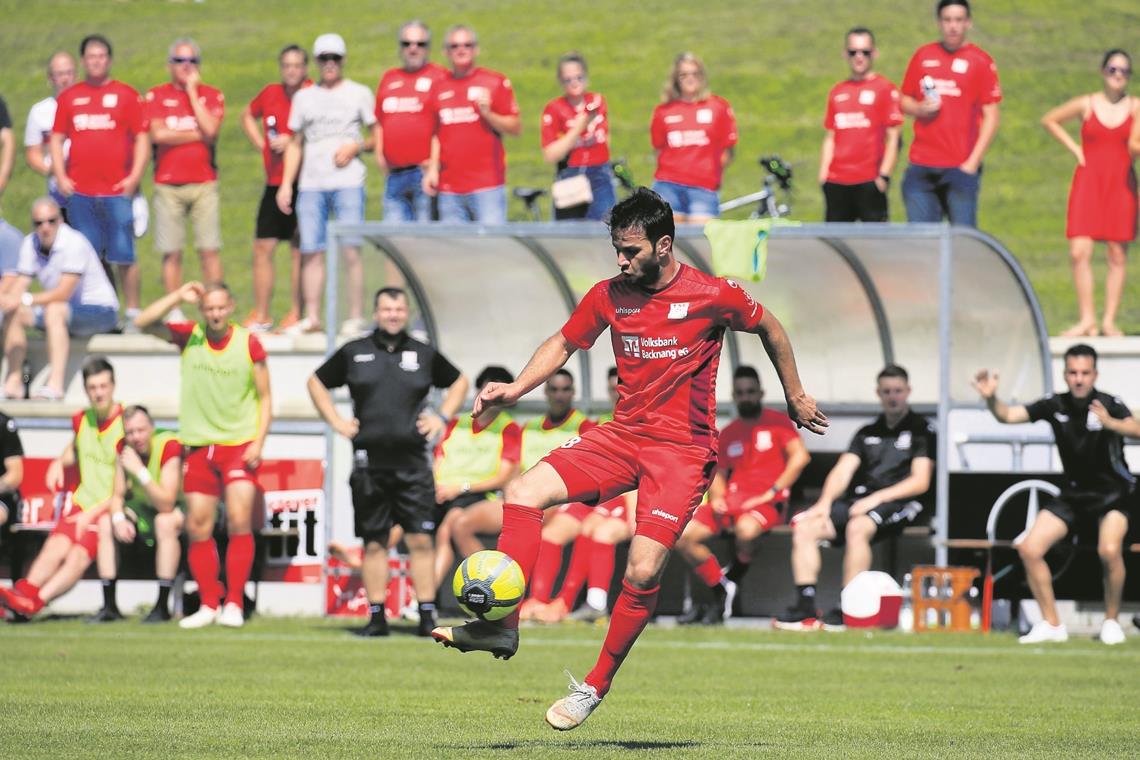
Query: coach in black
0,411,25,532
775,364,934,632
308,286,468,637
975,344,1135,646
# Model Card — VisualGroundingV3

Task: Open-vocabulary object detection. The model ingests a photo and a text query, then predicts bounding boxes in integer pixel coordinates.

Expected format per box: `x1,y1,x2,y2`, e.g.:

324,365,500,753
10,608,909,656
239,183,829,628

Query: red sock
555,536,594,609
15,579,41,601
529,540,563,603
224,533,256,607
695,556,724,588
188,539,222,609
496,503,544,629
587,540,616,595
585,580,659,697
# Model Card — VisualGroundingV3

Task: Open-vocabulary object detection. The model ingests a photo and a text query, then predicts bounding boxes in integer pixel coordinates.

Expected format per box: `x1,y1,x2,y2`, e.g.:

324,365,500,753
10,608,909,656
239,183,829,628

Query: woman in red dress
1042,49,1138,337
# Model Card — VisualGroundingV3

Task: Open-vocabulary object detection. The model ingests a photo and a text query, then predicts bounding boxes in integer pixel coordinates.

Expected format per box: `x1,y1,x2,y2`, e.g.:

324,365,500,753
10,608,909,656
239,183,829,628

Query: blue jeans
554,164,617,221
902,164,981,227
438,186,507,224
651,180,720,218
34,303,119,336
67,193,135,264
296,187,365,253
383,167,431,223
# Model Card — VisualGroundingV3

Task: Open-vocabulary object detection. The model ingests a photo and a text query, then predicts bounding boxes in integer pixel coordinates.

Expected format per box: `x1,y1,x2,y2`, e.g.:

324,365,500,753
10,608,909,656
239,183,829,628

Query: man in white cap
277,33,376,337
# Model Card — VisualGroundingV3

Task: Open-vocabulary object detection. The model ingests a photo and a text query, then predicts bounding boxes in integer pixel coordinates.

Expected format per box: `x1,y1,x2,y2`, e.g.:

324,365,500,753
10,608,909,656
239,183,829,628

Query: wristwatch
21,292,33,307
460,482,471,495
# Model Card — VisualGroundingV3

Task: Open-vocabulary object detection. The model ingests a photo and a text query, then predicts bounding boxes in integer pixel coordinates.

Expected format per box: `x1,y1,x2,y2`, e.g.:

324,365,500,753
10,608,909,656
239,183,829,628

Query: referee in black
975,343,1135,646
309,287,468,637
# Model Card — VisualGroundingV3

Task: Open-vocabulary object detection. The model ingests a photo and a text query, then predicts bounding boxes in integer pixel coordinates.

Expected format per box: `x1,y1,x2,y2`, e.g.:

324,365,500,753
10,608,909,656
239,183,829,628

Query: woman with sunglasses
1042,49,1138,337
649,53,737,224
540,53,616,221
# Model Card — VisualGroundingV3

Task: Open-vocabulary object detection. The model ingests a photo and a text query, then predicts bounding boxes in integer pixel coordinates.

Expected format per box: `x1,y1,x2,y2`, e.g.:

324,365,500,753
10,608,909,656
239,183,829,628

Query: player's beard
630,255,662,287
737,401,762,417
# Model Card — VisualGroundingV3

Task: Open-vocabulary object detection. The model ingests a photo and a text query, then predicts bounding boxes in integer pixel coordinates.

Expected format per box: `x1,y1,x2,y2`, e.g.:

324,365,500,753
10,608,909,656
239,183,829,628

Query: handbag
551,173,593,210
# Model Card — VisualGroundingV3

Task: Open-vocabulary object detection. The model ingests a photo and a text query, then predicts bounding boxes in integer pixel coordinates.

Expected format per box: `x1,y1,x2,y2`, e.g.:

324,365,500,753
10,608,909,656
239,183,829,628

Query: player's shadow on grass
443,740,708,751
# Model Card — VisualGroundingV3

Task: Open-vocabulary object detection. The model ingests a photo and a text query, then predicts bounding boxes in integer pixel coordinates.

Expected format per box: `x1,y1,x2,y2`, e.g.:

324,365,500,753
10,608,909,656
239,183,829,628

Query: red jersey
561,264,764,449
375,62,448,168
650,95,737,190
144,82,225,185
430,67,520,193
248,80,312,185
167,322,267,362
51,80,145,196
902,42,1001,168
823,75,904,184
718,410,798,494
541,93,610,167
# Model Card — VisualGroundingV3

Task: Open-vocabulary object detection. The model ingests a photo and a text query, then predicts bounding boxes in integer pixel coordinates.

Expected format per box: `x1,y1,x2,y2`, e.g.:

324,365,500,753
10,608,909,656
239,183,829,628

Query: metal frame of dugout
325,221,1052,568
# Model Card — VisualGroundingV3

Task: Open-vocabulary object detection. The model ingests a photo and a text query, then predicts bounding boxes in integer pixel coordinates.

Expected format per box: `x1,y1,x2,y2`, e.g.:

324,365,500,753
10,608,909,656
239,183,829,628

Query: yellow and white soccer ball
452,550,526,621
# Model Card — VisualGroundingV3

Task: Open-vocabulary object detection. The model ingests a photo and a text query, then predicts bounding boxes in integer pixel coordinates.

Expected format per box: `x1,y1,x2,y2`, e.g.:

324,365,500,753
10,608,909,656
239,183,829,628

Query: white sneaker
283,316,321,336
165,307,188,324
1099,618,1126,646
217,602,245,628
721,578,738,621
179,605,218,629
1018,620,1068,644
545,671,602,731
338,317,369,337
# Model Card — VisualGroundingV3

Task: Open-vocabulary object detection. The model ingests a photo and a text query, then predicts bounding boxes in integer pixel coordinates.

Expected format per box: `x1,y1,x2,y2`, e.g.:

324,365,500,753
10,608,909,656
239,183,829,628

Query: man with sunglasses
900,0,1001,227
819,27,903,222
375,21,447,223
145,39,225,306
423,25,520,224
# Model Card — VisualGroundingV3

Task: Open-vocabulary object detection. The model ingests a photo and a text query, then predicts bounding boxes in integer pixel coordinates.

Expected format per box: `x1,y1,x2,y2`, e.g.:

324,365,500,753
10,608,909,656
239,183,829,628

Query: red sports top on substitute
167,322,267,362
51,81,145,196
823,74,904,184
541,93,610,167
901,42,1001,168
144,82,226,185
248,80,312,185
650,96,737,190
375,62,448,168
718,410,797,494
561,264,764,450
430,67,519,193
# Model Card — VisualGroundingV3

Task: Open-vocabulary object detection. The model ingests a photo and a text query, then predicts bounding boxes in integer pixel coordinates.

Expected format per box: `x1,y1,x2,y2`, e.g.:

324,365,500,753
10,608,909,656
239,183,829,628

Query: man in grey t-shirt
277,33,377,337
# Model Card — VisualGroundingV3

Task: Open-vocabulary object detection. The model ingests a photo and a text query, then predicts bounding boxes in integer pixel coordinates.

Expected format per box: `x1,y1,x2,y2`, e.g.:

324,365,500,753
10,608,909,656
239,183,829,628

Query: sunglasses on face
33,217,60,227
447,42,475,50
169,56,200,65
400,40,428,48
561,75,586,84
847,49,873,58
1105,66,1132,77
318,54,343,63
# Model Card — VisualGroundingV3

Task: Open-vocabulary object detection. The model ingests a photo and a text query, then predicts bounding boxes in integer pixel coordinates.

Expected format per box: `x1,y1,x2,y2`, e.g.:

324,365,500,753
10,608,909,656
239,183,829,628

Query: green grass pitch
2,617,1138,758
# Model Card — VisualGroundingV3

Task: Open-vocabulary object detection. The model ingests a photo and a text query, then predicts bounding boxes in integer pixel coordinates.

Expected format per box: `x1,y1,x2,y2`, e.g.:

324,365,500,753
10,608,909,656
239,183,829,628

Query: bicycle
718,155,794,219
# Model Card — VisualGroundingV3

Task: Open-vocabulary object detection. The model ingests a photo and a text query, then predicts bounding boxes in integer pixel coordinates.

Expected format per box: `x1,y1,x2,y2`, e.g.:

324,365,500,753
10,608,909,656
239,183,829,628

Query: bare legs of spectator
299,250,325,330
1098,511,1128,621
1101,242,1127,337
343,244,363,324
1064,236,1098,337
1015,509,1069,626
41,302,70,396
362,539,389,607
403,532,436,607
162,248,223,295
155,510,185,580
119,263,140,313
1,306,29,398
251,238,302,325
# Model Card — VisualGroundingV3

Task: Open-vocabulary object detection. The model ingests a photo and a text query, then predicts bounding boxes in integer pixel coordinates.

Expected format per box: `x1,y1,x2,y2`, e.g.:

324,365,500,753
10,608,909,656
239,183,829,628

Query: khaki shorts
153,181,222,252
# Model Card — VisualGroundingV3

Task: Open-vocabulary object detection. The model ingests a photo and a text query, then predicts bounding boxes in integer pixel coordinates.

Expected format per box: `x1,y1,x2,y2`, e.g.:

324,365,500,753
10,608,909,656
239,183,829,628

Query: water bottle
266,115,279,140
920,75,940,105
899,572,914,632
353,449,368,470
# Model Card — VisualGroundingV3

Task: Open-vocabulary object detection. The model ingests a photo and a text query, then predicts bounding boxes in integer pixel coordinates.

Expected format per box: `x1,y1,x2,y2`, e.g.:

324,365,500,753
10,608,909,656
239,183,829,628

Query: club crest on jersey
621,335,641,358
754,431,773,451
951,58,969,74
895,431,912,450
399,351,420,372
102,93,118,108
668,302,689,320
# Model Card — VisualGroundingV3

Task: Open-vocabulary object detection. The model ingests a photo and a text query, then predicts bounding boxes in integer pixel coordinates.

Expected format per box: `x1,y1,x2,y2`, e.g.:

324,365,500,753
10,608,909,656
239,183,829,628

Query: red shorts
693,492,785,534
554,502,593,521
50,504,99,560
183,443,259,498
542,421,715,549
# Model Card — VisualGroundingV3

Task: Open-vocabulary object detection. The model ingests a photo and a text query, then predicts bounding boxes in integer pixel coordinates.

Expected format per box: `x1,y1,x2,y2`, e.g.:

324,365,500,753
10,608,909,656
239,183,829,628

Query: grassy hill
1,0,1138,331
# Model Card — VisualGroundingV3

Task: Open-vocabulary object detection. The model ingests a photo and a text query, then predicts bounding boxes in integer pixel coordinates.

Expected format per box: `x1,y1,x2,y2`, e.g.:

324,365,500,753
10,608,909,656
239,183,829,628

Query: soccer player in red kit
432,187,826,730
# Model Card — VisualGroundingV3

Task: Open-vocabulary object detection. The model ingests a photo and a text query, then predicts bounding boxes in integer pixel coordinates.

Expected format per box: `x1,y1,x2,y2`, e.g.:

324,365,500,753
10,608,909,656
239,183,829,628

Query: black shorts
350,467,436,542
823,181,888,222
255,184,298,241
434,490,495,525
1043,489,1132,532
828,498,923,546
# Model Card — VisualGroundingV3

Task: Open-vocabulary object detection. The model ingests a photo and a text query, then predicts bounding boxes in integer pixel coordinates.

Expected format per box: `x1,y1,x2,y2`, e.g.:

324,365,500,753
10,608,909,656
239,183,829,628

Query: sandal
31,387,65,401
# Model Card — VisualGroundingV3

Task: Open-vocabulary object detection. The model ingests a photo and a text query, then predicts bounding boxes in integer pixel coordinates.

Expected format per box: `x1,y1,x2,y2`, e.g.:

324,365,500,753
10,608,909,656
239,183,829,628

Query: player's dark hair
123,404,153,422
374,287,408,307
607,366,619,380
607,187,674,249
877,363,909,382
1102,49,1131,70
557,52,588,80
80,34,113,57
936,0,970,17
280,44,309,64
550,368,574,385
733,365,760,383
82,356,115,384
475,365,514,389
1064,343,1098,367
846,26,875,46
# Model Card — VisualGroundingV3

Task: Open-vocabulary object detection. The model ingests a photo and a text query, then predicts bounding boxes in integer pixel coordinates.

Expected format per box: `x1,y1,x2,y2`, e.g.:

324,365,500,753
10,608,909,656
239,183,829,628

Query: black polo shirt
847,410,936,496
1026,390,1135,496
314,329,461,470
0,412,23,504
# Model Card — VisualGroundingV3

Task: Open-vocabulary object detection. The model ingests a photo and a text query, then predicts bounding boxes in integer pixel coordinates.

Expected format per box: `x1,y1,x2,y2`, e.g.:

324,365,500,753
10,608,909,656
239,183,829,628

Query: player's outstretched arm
472,331,576,417
972,369,1029,424
754,311,828,434
134,282,204,329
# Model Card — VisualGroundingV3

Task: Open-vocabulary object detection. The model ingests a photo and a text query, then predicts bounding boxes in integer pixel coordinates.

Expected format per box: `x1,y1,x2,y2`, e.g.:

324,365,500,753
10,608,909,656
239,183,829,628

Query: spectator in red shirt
819,27,904,222
240,44,311,333
900,0,1001,227
146,39,225,303
423,25,521,224
650,53,737,224
50,34,148,323
375,21,447,223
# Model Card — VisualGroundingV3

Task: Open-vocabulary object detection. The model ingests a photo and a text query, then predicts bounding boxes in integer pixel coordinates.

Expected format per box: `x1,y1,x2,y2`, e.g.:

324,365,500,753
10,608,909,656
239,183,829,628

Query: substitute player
432,188,826,730
975,344,1135,645
135,281,272,629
